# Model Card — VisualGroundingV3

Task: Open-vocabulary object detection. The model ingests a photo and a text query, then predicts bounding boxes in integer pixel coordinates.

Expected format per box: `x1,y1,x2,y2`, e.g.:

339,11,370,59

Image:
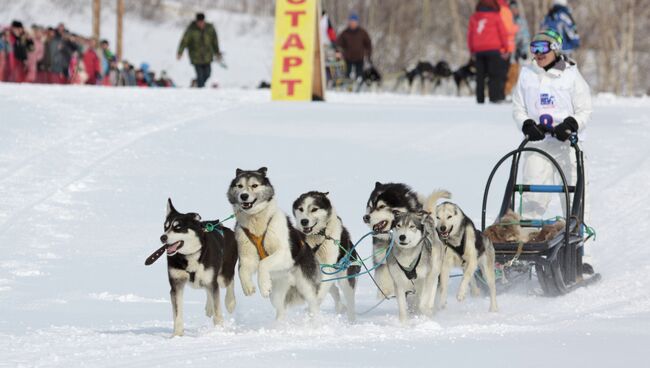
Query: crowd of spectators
1,20,174,87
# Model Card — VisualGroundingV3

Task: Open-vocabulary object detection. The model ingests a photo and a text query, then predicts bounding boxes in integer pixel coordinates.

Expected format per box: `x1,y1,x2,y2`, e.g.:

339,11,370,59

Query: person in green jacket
177,13,222,88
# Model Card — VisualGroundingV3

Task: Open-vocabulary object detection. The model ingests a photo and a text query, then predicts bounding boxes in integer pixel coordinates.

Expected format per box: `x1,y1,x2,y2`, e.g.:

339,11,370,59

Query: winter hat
11,20,23,28
196,13,205,21
532,29,563,55
553,0,568,6
348,13,359,22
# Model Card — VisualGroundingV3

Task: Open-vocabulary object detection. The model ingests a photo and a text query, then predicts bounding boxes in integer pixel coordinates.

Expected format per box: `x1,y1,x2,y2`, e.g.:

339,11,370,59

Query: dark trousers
345,60,363,79
194,63,211,88
475,51,507,103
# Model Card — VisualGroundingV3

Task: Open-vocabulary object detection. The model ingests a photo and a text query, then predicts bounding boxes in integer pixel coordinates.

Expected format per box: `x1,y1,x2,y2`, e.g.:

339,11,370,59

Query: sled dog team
159,167,497,336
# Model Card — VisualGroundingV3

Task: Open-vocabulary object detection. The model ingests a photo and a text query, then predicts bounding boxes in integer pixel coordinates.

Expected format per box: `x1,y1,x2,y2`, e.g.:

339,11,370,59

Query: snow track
0,85,648,367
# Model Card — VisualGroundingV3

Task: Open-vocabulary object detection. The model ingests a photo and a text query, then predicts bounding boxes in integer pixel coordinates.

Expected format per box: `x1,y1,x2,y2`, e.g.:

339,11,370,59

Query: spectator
47,23,79,83
177,12,222,88
0,27,9,82
25,25,44,83
83,38,101,85
103,58,120,86
68,50,88,84
135,69,148,87
99,39,115,76
467,0,508,103
118,60,136,86
320,11,336,49
8,20,34,83
542,0,580,54
510,1,530,62
497,0,518,96
335,13,371,80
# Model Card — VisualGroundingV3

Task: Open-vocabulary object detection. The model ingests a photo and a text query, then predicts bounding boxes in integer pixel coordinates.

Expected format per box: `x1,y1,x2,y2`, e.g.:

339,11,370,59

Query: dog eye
251,184,258,188
378,205,385,210
396,224,401,228
409,225,416,229
237,184,243,189
447,216,452,220
311,208,318,213
298,207,304,212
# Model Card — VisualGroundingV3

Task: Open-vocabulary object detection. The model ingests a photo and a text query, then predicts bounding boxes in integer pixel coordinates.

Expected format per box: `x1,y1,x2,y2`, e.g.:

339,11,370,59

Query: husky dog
227,167,320,319
160,199,238,336
387,191,448,322
363,182,428,297
435,202,498,312
292,191,361,321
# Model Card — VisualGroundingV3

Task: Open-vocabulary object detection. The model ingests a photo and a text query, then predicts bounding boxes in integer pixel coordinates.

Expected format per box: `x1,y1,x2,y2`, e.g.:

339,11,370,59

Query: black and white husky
292,191,361,321
227,167,320,320
435,202,498,312
160,199,238,336
363,182,427,297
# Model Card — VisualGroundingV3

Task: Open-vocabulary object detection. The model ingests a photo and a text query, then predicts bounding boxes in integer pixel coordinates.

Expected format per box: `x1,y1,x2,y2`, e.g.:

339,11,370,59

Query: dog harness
396,248,423,280
441,228,485,260
240,215,275,260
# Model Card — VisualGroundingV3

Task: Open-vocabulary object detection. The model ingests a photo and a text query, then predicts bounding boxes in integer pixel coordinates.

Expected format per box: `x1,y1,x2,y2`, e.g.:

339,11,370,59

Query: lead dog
227,167,320,320
435,202,498,312
364,182,423,297
387,191,448,322
160,199,238,336
292,191,360,321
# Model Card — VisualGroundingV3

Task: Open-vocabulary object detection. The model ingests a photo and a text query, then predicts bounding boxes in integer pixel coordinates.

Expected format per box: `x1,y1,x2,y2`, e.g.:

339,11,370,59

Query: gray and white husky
160,199,238,336
387,191,448,322
435,202,498,312
292,191,361,321
363,182,447,298
227,167,320,320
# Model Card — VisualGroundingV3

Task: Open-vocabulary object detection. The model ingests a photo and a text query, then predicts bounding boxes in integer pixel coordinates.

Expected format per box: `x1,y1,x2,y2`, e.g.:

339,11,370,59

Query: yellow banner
271,0,319,101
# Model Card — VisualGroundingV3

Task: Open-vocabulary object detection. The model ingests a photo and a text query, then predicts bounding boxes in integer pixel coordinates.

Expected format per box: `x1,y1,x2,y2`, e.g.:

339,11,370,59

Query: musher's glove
553,117,579,142
522,119,546,141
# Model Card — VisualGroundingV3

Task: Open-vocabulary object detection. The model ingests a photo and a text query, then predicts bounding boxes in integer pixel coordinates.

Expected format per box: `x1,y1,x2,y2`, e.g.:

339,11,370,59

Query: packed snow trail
0,85,648,367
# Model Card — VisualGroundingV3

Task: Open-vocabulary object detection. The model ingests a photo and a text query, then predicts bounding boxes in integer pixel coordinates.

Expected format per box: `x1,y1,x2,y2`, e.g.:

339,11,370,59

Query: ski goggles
529,40,557,55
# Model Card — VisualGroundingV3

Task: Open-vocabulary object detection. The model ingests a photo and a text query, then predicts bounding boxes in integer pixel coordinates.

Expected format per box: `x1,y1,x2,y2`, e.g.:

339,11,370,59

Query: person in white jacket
512,28,592,221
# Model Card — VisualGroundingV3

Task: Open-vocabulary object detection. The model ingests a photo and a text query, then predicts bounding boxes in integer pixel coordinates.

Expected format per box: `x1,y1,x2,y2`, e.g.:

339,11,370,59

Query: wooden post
92,0,101,41
116,0,124,60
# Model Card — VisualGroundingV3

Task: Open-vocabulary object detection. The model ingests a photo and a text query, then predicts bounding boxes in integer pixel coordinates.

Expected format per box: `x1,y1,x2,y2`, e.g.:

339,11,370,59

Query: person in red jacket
82,38,101,85
467,0,509,103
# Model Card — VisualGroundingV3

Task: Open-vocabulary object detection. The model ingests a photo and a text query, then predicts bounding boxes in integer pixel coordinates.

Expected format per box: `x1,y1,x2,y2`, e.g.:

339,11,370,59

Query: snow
0,83,649,367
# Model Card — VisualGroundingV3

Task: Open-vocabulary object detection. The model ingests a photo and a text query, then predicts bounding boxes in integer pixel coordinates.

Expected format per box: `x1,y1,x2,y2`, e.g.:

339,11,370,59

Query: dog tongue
166,241,181,254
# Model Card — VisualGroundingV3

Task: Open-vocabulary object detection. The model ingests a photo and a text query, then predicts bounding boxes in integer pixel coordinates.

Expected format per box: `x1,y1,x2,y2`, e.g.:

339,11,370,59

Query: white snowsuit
512,57,592,221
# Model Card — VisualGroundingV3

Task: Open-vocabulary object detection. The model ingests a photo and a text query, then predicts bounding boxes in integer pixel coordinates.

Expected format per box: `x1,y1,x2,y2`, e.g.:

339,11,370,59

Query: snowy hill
0,0,274,87
1,83,648,367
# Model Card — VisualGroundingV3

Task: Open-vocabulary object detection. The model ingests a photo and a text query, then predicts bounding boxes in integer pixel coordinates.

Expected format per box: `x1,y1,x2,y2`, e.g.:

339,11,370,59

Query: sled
480,135,601,296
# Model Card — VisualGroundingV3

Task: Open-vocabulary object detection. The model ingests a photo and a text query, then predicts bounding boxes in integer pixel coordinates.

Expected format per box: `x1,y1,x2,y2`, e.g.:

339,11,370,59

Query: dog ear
375,181,382,188
322,191,330,197
257,167,268,176
236,168,243,176
166,198,177,216
189,212,201,221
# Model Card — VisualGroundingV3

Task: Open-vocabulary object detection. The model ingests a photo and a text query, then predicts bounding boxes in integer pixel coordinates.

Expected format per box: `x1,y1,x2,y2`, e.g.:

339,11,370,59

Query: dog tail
424,190,452,213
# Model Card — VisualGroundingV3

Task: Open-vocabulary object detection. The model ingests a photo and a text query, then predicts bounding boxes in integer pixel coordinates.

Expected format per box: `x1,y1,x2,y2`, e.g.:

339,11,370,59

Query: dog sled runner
480,135,601,296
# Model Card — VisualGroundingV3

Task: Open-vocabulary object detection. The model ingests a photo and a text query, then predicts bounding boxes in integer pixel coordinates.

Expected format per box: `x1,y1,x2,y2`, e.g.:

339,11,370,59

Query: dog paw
241,283,256,296
456,290,467,303
489,304,499,313
225,299,236,314
213,315,224,325
259,280,272,298
335,302,347,314
172,330,184,337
